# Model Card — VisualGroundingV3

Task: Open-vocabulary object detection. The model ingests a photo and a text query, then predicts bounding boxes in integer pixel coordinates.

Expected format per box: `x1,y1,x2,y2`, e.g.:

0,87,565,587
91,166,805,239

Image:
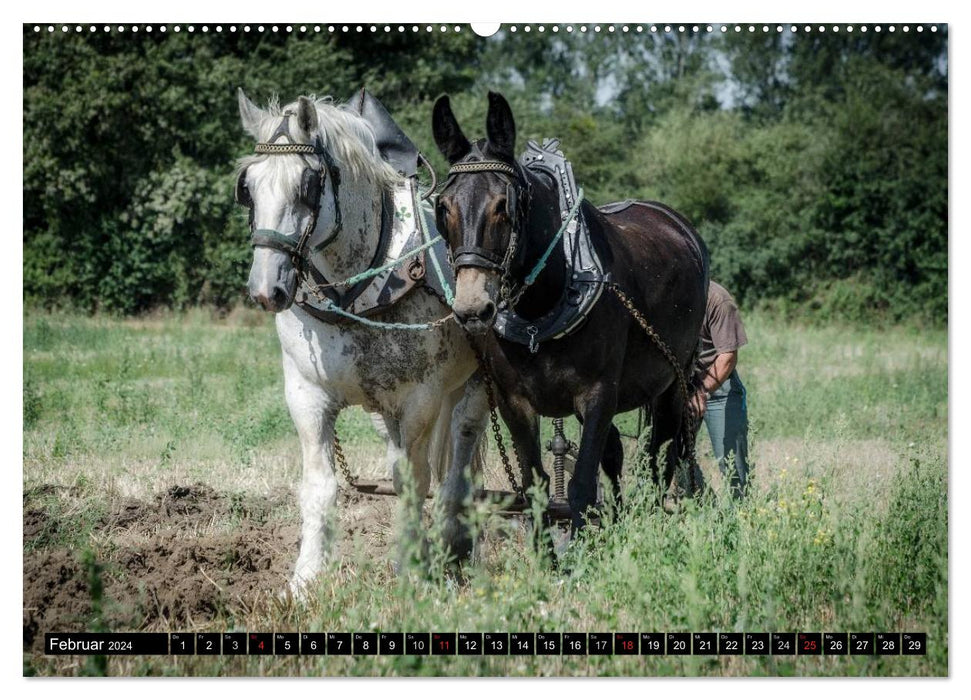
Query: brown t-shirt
697,282,748,371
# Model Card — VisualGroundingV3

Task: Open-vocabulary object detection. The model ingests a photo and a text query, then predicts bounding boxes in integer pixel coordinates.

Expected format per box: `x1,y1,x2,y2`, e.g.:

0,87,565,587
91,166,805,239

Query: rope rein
303,235,443,293
523,187,584,287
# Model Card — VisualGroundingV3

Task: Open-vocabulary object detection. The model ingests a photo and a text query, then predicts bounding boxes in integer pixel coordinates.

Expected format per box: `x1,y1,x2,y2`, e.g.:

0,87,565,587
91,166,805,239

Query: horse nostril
271,285,290,309
477,301,496,323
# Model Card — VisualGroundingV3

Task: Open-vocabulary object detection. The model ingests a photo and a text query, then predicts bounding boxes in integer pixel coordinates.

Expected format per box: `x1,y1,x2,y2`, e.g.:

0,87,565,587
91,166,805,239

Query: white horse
236,90,487,592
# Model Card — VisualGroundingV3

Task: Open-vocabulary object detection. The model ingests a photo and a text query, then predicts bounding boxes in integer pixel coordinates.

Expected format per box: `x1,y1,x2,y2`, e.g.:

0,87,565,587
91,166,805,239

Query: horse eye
300,169,321,207
234,170,253,208
491,198,511,221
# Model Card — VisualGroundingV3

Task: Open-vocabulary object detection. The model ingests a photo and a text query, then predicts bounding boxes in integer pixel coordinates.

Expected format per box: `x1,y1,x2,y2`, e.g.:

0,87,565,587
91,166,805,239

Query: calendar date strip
45,632,927,656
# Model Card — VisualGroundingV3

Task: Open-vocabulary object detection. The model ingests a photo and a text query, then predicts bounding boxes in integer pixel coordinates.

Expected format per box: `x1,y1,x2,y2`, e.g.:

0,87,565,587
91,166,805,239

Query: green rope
302,195,456,332
417,200,455,307
523,187,584,287
329,235,443,288
318,299,452,331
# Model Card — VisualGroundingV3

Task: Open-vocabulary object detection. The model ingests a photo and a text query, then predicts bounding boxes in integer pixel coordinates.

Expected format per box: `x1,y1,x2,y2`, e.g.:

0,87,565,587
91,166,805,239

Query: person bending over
689,281,750,498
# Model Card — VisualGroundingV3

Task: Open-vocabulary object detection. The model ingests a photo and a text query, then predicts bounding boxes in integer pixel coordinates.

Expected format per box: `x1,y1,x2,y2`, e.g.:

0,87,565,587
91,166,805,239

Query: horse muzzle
453,300,497,335
248,264,297,313
452,267,498,334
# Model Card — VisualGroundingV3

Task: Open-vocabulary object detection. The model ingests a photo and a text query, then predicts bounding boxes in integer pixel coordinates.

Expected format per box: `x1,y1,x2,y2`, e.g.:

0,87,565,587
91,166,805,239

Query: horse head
432,92,528,335
235,89,399,313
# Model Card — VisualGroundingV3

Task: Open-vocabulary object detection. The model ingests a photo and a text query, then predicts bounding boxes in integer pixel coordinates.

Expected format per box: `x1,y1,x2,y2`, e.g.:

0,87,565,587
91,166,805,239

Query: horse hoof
444,538,474,563
442,523,474,563
289,565,321,601
287,580,311,603
661,495,681,514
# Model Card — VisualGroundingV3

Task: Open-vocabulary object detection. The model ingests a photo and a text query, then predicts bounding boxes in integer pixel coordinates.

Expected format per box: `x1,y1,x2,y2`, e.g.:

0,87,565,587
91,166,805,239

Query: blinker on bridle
443,159,524,307
235,111,344,273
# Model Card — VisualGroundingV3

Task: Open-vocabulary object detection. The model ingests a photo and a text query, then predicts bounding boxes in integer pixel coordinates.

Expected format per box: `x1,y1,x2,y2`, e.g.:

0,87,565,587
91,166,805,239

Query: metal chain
465,339,525,500
332,429,357,486
605,283,699,489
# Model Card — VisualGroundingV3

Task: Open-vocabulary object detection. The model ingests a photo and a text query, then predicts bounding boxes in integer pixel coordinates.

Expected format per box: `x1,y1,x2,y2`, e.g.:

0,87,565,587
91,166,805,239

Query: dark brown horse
432,92,709,532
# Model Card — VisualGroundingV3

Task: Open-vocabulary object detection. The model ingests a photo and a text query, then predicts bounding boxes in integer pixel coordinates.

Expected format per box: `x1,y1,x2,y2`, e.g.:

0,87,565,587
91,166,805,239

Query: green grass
22,309,947,676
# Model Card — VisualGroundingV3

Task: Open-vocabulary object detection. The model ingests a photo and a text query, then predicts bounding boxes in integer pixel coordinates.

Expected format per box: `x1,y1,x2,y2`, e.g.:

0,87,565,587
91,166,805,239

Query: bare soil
23,483,396,653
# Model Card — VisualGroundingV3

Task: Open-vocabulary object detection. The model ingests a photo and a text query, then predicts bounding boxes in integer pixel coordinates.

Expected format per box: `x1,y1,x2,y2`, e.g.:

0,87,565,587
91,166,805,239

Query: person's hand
689,388,708,420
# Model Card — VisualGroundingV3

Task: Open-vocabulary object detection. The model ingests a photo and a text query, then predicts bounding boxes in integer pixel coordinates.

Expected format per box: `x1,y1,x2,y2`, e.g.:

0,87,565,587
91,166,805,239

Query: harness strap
254,142,319,155
447,160,517,177
300,189,393,315
523,187,584,287
453,245,505,271
251,228,301,254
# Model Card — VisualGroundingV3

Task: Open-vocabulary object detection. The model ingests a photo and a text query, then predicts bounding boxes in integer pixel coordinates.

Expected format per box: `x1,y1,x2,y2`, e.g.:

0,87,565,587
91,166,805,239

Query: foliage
23,26,947,322
22,310,947,676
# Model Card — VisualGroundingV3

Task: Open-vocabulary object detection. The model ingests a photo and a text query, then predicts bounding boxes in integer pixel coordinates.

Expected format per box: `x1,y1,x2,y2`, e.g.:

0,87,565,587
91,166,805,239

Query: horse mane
237,95,402,190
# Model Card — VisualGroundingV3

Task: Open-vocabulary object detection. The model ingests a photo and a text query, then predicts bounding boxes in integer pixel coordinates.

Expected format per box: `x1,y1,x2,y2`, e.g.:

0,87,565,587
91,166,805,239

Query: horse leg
497,393,547,493
391,389,439,568
370,412,406,487
575,415,623,507
601,423,624,507
283,364,341,594
569,388,618,534
496,393,556,560
375,415,412,496
438,372,489,561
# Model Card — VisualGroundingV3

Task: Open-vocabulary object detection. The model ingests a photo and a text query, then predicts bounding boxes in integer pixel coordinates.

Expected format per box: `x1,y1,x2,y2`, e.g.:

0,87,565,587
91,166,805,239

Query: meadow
22,308,948,676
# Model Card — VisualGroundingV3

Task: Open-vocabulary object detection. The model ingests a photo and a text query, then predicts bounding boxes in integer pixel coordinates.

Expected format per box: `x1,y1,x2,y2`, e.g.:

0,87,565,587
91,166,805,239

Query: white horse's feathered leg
282,354,341,595
400,392,436,501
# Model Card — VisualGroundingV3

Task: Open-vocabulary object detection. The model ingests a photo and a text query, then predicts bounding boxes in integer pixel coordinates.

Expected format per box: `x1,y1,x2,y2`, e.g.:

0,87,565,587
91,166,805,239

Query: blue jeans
702,369,749,497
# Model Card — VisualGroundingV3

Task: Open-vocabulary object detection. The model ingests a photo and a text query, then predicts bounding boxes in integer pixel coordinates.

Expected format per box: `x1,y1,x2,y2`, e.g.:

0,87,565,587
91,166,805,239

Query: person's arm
702,351,737,394
690,350,737,418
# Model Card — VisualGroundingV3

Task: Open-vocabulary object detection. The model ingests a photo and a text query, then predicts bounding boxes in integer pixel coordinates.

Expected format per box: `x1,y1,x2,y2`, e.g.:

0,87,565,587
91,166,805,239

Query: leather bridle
441,158,527,308
235,112,343,277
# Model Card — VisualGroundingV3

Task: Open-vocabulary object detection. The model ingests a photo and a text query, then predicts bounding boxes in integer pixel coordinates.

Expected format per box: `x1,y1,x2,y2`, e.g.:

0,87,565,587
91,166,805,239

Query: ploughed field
23,309,947,676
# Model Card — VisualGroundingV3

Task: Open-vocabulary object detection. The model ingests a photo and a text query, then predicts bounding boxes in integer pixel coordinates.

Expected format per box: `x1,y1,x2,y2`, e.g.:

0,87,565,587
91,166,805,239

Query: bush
22,29,946,324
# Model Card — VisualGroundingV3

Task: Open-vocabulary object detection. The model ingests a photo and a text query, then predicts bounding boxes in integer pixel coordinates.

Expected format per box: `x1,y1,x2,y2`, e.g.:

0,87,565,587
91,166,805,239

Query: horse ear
297,96,318,135
432,95,471,164
486,91,516,160
238,88,265,138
